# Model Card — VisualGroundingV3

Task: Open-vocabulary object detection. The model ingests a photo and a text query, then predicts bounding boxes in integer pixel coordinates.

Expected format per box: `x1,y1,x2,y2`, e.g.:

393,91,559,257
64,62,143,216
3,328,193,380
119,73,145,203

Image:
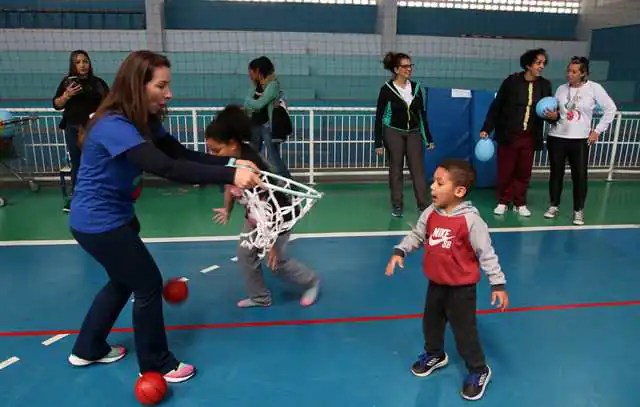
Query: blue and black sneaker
410,352,448,377
461,366,492,401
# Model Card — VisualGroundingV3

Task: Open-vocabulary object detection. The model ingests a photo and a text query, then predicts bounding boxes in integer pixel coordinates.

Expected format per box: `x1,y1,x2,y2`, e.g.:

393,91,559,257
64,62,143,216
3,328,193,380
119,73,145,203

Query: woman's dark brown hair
78,50,171,147
569,56,590,81
382,51,411,75
68,49,93,77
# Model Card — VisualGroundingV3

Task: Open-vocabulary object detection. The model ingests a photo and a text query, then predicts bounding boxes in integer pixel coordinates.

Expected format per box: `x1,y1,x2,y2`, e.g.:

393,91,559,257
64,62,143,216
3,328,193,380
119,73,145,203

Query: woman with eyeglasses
542,56,617,225
374,52,435,218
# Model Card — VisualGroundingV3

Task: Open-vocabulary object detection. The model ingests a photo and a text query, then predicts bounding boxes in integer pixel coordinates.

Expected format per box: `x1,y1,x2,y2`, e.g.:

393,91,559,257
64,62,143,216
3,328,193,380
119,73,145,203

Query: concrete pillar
145,0,165,52
376,0,398,55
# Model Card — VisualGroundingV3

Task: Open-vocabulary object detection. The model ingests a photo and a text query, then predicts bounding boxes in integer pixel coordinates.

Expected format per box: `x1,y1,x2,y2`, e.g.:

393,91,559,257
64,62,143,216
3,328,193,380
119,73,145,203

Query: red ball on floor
163,278,189,305
134,372,167,405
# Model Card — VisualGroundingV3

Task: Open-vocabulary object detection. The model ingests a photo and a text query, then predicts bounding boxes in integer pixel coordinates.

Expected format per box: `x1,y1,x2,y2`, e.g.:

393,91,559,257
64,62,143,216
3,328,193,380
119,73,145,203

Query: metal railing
3,107,640,184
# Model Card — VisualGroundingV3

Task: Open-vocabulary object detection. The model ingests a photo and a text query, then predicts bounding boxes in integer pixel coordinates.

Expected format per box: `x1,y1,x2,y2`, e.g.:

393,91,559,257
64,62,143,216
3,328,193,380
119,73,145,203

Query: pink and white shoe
237,297,272,308
140,362,197,384
300,279,320,307
163,362,196,383
68,345,127,366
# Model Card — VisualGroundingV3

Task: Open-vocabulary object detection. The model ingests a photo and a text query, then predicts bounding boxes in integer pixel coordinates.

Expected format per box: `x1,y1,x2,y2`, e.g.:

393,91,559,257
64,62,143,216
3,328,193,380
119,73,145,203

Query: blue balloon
474,138,495,162
536,96,558,118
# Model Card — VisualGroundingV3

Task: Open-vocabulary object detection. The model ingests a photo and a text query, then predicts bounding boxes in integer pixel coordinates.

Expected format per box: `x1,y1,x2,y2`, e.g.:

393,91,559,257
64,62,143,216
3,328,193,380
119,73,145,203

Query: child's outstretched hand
491,289,509,312
267,247,278,271
385,255,404,276
212,208,229,224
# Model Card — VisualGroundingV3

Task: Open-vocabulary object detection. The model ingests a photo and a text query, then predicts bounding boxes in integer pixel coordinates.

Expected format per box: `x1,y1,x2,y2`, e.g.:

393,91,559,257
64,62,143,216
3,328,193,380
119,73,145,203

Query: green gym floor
0,180,639,241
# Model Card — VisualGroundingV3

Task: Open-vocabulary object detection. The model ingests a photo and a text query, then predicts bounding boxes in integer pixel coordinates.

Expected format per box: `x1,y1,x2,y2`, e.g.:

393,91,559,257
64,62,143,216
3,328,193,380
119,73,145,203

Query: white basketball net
239,170,322,259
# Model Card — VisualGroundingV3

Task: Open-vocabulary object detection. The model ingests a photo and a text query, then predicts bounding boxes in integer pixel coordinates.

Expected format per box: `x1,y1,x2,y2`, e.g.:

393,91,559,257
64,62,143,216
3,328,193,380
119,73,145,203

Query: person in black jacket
480,48,553,217
53,50,109,212
374,52,435,217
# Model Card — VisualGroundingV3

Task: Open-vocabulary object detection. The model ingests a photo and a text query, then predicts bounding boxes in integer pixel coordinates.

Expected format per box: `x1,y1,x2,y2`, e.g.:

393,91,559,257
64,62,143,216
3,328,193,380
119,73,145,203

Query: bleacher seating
0,50,636,104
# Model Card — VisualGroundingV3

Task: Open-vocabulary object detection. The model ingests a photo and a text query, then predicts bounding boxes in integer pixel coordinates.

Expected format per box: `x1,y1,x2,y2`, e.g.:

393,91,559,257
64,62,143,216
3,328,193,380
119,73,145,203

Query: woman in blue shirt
67,50,260,384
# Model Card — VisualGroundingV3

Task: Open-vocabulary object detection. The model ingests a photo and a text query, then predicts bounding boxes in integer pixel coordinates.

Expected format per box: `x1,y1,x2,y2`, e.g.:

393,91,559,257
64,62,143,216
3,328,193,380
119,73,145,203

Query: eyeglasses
398,64,414,69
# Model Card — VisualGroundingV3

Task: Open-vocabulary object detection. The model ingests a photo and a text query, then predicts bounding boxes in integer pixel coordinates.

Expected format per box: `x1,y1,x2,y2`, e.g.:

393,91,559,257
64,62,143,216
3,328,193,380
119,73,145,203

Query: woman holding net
67,50,261,383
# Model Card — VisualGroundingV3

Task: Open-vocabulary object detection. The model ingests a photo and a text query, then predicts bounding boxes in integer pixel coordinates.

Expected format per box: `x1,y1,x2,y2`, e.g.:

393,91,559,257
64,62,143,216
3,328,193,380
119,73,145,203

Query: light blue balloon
475,138,495,162
536,96,558,118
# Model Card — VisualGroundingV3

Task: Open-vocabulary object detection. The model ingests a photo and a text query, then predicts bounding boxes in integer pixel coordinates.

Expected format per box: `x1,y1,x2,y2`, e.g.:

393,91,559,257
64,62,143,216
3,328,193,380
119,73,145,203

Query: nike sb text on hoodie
394,202,506,288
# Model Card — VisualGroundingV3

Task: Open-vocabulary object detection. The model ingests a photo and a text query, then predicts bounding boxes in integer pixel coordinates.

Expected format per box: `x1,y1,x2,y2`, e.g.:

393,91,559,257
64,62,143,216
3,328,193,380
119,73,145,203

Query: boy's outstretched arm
394,206,434,257
466,212,509,310
385,206,433,276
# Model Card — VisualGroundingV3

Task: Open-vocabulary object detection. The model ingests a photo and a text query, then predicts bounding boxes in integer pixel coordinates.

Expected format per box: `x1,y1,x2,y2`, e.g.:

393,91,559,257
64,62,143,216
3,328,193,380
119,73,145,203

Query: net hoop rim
234,165,323,200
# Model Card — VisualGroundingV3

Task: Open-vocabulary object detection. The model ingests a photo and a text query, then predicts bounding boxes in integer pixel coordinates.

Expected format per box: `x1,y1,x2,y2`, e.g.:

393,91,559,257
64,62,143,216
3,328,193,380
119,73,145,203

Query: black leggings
547,136,589,211
70,217,178,374
64,125,81,193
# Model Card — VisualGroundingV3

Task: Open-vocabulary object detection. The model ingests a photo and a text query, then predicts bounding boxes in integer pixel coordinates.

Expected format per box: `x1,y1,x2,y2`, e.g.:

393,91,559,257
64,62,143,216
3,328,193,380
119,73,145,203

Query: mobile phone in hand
66,75,83,92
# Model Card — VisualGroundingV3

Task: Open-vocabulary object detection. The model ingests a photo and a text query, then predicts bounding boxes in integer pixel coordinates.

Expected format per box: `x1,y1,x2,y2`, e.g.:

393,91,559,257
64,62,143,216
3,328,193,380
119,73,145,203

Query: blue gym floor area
1,227,639,407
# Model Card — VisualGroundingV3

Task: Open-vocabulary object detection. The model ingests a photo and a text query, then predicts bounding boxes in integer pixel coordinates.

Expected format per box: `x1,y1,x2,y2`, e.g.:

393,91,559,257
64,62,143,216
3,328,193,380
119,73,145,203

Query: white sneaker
493,204,507,215
573,210,584,225
514,206,531,217
68,345,127,367
544,206,559,219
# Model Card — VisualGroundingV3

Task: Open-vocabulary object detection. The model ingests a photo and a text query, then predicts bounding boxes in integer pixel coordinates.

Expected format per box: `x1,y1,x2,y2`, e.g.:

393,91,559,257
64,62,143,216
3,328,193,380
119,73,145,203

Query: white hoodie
547,80,617,140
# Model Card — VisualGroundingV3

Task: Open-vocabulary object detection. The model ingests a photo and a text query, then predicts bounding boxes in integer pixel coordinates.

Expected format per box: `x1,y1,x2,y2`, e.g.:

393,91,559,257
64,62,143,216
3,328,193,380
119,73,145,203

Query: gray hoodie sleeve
465,212,506,290
393,205,434,257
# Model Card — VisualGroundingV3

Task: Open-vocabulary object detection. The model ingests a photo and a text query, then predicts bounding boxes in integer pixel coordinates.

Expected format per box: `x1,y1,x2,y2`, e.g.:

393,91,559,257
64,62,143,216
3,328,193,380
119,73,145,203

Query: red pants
496,133,534,207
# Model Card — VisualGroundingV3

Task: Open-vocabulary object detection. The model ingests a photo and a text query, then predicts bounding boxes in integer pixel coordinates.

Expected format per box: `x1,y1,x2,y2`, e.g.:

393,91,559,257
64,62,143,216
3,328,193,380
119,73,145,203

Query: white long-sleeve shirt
547,80,617,140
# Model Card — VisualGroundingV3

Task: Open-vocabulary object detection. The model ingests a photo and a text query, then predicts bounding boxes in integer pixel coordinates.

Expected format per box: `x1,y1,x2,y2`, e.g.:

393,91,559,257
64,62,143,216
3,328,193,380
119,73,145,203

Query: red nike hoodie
393,202,506,289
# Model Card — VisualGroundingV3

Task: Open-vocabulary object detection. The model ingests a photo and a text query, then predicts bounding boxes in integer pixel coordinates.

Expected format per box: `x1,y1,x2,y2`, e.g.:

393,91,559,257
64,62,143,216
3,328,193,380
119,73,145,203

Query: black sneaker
461,366,492,401
411,352,448,377
392,206,403,217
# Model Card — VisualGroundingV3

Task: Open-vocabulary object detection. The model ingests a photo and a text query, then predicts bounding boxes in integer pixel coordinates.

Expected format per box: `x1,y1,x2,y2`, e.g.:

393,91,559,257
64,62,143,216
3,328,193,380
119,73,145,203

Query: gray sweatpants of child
237,220,317,301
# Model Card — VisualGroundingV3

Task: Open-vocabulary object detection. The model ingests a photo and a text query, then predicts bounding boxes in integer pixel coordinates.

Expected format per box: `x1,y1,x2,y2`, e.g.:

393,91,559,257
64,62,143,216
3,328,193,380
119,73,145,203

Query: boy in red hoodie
385,159,509,401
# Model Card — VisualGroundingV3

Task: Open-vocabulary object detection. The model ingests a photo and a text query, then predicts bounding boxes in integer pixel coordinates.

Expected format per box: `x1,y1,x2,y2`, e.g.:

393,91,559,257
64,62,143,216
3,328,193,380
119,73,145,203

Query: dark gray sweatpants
383,127,429,210
237,220,317,301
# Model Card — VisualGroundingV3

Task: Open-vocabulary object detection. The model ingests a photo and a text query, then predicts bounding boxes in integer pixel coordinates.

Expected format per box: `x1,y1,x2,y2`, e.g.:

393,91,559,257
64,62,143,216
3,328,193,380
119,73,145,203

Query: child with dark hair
207,105,320,308
385,158,509,401
374,51,435,218
480,48,554,218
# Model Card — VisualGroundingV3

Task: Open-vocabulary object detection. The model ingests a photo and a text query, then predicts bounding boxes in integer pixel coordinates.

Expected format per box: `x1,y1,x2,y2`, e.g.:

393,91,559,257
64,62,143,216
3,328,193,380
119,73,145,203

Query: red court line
1,299,639,338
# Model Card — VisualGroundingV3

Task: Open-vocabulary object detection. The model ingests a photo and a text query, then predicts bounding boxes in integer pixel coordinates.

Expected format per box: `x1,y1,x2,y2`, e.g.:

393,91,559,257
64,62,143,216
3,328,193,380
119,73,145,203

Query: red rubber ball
163,278,189,304
134,372,167,405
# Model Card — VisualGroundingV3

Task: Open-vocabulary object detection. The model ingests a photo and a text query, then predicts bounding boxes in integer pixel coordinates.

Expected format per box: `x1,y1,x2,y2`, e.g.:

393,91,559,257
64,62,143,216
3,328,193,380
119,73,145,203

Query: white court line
42,334,69,346
0,224,638,247
199,265,220,274
0,357,20,370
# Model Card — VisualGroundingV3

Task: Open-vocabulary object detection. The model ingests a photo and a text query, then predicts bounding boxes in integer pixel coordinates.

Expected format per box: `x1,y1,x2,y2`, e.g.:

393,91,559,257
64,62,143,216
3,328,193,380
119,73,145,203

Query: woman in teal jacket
244,56,291,178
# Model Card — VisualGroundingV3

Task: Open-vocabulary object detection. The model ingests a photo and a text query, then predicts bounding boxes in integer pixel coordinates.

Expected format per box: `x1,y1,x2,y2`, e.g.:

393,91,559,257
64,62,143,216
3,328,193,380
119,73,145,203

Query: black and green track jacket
374,79,433,149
